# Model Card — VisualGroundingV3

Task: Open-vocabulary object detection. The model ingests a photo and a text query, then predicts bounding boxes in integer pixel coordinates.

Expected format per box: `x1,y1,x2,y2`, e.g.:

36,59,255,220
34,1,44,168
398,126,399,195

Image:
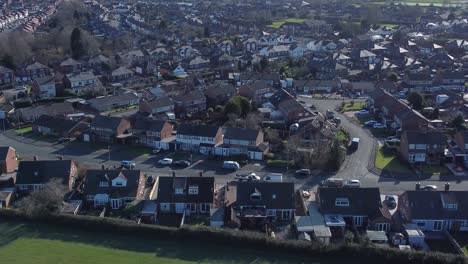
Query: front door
282,210,291,220
433,221,443,231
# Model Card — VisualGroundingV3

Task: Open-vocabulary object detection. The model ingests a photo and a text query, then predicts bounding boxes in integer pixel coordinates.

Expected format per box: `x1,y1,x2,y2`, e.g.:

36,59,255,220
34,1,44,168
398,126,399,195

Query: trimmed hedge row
0,209,466,264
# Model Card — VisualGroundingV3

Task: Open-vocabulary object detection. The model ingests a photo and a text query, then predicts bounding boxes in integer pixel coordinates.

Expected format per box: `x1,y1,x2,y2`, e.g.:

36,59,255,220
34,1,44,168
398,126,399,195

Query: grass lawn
0,220,338,264
422,165,450,176
342,102,365,112
129,146,153,157
268,18,306,28
374,23,399,28
375,146,412,174
336,129,350,144
14,126,32,135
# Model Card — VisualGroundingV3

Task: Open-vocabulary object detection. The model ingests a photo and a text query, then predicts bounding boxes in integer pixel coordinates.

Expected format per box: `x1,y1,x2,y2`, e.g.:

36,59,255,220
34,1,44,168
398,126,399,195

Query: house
0,65,15,86
173,90,207,117
33,115,87,138
132,118,174,149
214,127,268,160
32,76,56,99
400,130,446,164
59,58,82,74
87,92,140,112
449,130,468,166
150,176,215,215
238,80,271,103
289,44,305,58
64,71,100,95
15,102,75,122
398,190,468,232
88,55,111,73
426,53,455,69
111,67,134,82
317,187,392,232
81,169,145,209
224,181,295,228
269,89,312,123
0,147,17,174
89,116,132,143
435,71,465,90
176,124,223,154
259,45,289,59
189,57,210,70
139,97,175,115
404,72,433,92
204,84,236,105
16,62,52,82
16,159,77,191
243,38,258,52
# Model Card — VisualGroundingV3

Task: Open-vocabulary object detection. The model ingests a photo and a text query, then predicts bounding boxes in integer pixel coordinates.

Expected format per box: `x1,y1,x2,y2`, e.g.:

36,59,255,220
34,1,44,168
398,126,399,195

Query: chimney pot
415,182,420,190
445,182,450,191
33,156,38,161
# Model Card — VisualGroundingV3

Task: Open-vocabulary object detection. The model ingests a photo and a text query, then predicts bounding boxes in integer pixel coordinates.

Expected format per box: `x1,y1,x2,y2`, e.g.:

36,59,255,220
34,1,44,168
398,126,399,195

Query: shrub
266,159,292,168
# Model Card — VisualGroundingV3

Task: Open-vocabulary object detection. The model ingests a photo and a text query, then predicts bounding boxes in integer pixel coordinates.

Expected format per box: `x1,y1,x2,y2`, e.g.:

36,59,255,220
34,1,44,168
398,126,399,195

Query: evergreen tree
70,27,84,59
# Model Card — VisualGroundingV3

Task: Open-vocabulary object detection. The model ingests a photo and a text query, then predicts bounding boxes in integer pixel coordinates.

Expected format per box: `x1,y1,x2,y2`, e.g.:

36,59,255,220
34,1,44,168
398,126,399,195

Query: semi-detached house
175,124,222,155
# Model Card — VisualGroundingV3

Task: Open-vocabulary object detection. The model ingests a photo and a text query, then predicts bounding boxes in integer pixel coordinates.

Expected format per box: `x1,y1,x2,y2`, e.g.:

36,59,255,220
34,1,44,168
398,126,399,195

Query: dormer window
188,185,199,195
250,192,262,201
444,203,458,210
175,188,184,195
335,198,349,207
99,181,109,187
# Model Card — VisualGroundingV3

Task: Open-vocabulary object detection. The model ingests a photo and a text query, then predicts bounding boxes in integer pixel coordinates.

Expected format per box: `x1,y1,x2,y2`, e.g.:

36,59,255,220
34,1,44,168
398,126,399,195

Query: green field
0,220,339,264
268,18,306,29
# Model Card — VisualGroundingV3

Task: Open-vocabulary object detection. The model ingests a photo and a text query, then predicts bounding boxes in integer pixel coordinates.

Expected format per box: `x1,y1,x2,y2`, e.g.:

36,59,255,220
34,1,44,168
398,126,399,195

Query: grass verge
14,126,32,135
375,146,411,174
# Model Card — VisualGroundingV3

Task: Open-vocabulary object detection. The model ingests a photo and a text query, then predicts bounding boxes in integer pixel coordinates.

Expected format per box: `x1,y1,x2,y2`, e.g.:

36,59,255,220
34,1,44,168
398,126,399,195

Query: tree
225,100,242,116
407,92,424,111
203,26,210,38
451,115,464,130
70,27,84,59
17,178,67,217
215,105,224,113
392,31,402,43
388,72,398,82
259,57,268,72
327,139,345,171
225,96,251,118
159,20,167,31
1,54,15,70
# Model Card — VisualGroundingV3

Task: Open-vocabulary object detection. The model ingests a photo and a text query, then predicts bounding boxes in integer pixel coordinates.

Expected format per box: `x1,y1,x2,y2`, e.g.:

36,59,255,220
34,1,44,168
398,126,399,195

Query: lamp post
108,145,110,162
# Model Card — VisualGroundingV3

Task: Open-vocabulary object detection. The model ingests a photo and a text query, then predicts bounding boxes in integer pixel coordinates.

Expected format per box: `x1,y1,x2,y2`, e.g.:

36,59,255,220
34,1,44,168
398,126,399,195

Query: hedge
0,209,466,264
266,159,292,168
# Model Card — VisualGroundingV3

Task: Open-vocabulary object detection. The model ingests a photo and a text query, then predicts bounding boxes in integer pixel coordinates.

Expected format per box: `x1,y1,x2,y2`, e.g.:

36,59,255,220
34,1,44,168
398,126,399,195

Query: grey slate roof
223,127,260,141
227,181,295,209
177,124,219,137
82,169,143,199
402,191,468,220
0,147,12,161
16,160,74,185
91,116,124,130
154,176,214,203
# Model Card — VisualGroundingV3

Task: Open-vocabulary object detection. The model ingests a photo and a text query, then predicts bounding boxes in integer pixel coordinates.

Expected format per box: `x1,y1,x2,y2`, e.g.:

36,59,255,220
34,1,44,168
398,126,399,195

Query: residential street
2,97,468,194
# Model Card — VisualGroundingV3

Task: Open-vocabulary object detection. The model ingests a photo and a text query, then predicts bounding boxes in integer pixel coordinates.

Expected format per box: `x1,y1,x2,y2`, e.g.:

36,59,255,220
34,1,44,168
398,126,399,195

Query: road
2,98,468,194
297,95,468,193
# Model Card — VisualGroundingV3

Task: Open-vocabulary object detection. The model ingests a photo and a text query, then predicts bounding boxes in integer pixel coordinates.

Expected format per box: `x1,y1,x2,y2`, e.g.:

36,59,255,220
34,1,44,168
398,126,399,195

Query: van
321,178,344,187
263,173,283,182
121,160,136,169
223,161,240,170
349,137,360,151
326,110,334,119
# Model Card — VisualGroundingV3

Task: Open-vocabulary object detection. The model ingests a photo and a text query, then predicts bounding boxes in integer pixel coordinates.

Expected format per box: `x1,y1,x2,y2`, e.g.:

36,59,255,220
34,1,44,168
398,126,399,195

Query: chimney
101,164,105,170
58,156,63,160
445,182,450,191
172,170,176,177
33,156,38,161
199,171,203,177
415,182,420,190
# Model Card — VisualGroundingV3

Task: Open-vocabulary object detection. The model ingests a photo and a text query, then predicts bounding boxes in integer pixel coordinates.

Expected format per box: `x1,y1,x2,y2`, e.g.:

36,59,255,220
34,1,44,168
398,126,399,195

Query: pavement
2,97,468,193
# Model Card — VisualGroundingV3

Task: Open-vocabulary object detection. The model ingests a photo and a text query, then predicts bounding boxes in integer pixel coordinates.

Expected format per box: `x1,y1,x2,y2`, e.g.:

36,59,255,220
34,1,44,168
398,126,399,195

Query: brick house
132,118,174,149
0,65,15,87
176,124,223,154
400,130,446,164
139,97,175,115
238,80,271,103
214,127,268,160
32,76,56,99
173,90,207,117
0,147,17,174
90,116,132,143
16,159,77,191
16,62,52,82
59,58,83,74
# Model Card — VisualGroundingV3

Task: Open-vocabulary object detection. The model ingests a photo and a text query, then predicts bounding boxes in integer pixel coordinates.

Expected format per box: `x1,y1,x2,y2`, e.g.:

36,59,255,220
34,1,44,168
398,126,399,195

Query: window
433,144,438,149
250,193,262,201
353,216,363,226
115,182,123,186
188,186,199,195
416,222,425,227
335,198,349,207
99,181,109,187
445,203,458,210
433,221,443,231
200,203,209,212
409,144,415,150
175,188,184,195
282,210,291,220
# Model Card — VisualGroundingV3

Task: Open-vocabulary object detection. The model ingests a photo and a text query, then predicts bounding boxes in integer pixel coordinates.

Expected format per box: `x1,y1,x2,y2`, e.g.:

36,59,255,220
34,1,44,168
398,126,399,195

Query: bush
0,209,465,264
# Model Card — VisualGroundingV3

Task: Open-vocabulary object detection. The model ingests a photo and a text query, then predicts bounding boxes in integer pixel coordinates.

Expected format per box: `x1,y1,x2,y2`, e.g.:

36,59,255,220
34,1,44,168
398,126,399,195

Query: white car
344,179,361,188
373,123,386,129
158,158,173,165
356,110,370,116
421,185,437,191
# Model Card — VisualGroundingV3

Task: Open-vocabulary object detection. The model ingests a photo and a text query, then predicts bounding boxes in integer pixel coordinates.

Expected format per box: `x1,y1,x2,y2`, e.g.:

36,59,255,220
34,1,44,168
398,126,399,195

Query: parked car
263,173,283,182
356,110,370,116
385,195,397,208
235,173,260,181
344,179,361,188
320,178,344,187
223,161,240,170
373,123,386,129
295,169,311,177
301,190,311,198
172,160,191,167
421,185,438,191
158,158,173,165
152,147,162,154
364,120,377,127
58,137,71,143
326,110,334,119
349,137,360,151
121,160,136,169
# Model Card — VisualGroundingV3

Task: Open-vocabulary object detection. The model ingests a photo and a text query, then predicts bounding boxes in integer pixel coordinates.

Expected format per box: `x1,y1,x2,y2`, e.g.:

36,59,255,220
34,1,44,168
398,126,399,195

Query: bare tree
17,178,68,217
244,113,263,130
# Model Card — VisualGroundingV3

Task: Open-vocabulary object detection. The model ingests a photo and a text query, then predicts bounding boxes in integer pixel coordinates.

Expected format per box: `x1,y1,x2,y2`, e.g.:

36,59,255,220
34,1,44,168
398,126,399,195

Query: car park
121,160,136,169
158,158,173,165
